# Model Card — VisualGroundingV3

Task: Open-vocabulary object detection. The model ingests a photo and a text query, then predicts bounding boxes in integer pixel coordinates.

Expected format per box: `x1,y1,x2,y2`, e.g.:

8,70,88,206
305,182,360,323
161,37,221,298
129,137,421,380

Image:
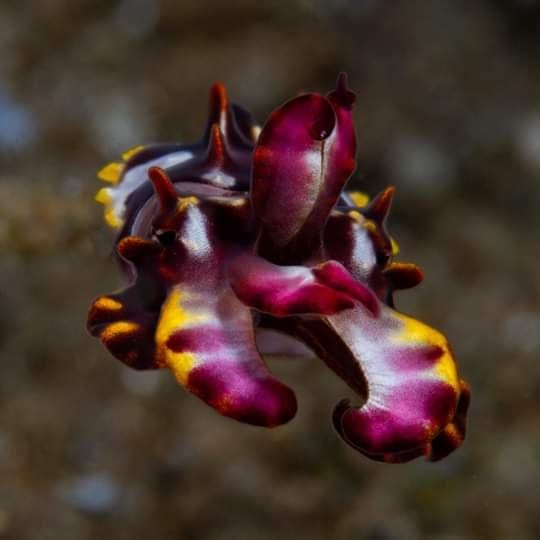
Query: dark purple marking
334,379,459,456
420,381,458,427
166,327,225,354
389,345,445,372
339,405,429,455
188,362,297,427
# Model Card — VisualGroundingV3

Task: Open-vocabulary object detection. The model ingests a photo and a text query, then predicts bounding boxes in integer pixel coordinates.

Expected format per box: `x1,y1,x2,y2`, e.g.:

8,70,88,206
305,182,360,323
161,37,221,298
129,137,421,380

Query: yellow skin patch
363,219,378,234
348,210,399,256
121,145,145,161
441,423,461,442
168,352,198,385
348,210,364,223
220,196,247,207
390,237,400,256
94,297,122,311
177,196,199,212
433,353,459,391
155,287,211,383
392,312,459,390
98,162,124,184
101,321,140,341
349,191,370,207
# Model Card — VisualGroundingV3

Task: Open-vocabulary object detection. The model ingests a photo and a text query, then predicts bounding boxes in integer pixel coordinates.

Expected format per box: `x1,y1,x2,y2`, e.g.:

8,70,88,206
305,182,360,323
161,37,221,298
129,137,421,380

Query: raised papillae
88,74,470,463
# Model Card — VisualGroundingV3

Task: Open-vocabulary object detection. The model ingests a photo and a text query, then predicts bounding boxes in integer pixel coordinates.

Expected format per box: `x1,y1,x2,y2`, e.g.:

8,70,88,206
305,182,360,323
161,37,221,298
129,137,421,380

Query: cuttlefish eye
153,229,177,247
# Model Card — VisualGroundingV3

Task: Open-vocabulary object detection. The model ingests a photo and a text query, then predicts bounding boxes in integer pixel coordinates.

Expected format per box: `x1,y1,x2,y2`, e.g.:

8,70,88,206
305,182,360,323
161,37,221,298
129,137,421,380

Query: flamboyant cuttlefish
88,74,470,463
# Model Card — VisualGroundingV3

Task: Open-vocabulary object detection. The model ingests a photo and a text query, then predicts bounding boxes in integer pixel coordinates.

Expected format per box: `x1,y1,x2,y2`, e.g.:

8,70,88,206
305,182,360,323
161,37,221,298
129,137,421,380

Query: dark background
1,1,539,538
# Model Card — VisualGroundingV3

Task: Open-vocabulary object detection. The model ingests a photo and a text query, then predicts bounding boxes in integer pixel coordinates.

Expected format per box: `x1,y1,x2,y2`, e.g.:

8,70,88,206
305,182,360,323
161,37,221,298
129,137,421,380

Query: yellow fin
122,145,145,161
95,187,111,205
98,162,124,184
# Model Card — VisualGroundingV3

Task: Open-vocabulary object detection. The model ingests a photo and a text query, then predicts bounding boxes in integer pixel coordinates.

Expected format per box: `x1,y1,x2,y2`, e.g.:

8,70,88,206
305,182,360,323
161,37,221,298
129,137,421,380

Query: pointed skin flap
252,78,357,263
